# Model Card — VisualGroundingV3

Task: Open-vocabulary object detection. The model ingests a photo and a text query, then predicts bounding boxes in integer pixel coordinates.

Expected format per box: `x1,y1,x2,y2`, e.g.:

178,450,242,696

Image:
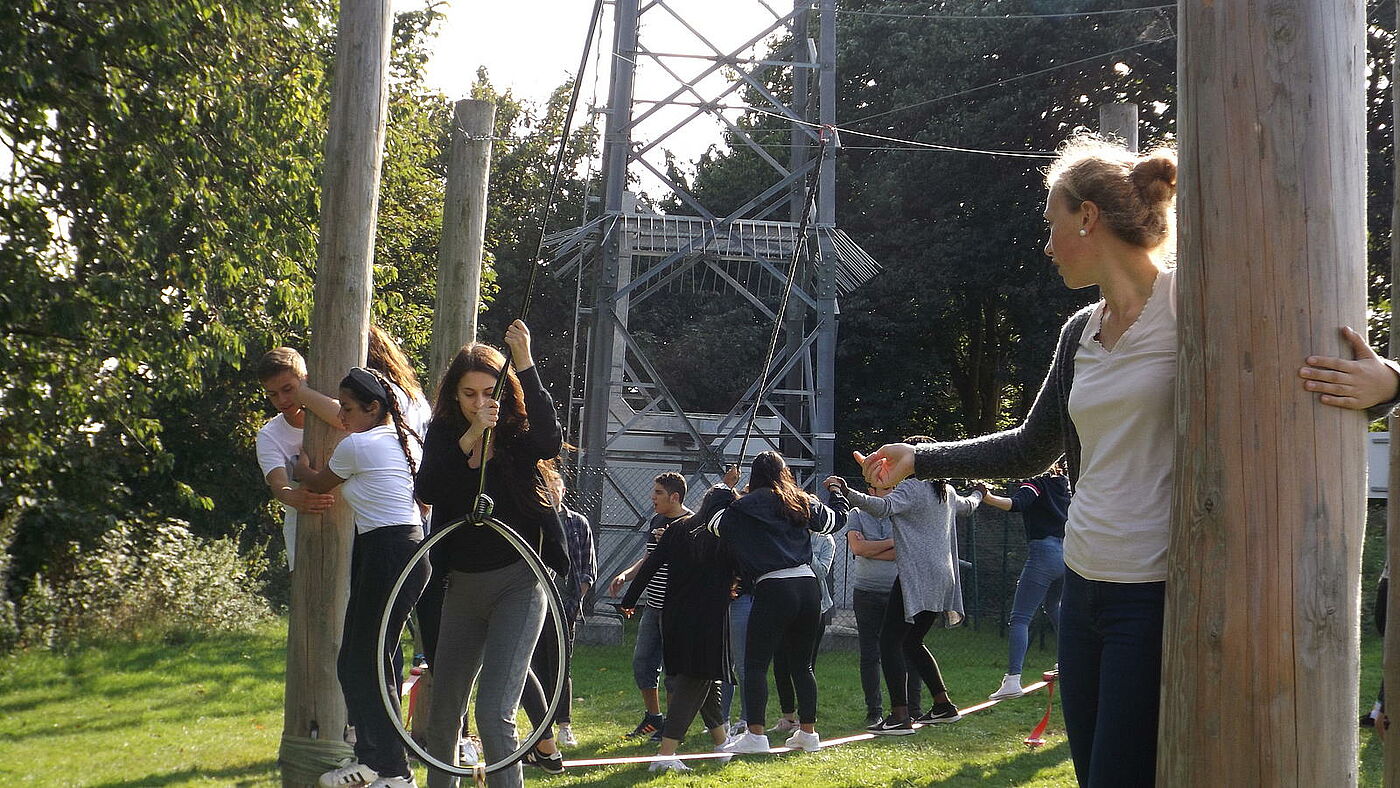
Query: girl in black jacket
713,451,845,755
414,321,567,788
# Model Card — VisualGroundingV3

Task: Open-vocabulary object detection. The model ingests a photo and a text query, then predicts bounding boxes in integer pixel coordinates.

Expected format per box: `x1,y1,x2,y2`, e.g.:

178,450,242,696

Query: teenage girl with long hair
714,451,845,755
414,320,568,788
826,435,982,736
298,367,427,788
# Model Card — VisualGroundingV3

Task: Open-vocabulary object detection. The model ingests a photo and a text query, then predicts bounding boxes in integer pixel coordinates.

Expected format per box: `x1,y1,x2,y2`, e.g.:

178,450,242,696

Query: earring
1078,228,1087,237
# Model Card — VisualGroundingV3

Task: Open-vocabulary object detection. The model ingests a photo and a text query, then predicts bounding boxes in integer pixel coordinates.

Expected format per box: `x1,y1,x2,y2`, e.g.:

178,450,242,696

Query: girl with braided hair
296,365,428,788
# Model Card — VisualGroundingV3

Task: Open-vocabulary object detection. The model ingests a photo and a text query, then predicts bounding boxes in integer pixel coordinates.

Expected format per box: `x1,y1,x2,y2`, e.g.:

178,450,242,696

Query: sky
394,0,798,181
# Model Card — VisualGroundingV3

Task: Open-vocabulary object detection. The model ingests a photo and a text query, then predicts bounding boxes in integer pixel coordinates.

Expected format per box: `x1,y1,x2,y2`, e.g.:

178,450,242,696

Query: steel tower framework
551,0,879,531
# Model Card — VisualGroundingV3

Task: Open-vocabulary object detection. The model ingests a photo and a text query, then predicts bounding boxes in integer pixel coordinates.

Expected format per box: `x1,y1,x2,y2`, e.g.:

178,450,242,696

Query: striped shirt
641,510,689,608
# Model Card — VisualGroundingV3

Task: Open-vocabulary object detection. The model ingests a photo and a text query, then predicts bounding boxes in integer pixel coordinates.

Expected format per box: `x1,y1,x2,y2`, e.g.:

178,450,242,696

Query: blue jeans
1007,536,1065,674
1058,568,1165,788
720,592,753,721
632,604,665,690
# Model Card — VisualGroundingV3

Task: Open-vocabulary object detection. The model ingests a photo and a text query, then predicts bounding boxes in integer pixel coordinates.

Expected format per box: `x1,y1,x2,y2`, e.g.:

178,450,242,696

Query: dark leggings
661,675,725,741
880,576,948,708
774,621,825,715
339,525,429,777
744,575,822,725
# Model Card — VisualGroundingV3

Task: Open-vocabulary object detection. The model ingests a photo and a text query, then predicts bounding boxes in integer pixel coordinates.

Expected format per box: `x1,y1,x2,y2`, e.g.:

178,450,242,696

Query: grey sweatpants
427,562,545,788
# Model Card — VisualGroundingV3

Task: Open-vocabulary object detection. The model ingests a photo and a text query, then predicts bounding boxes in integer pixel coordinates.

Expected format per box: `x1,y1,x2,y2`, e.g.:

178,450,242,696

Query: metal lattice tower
550,0,880,531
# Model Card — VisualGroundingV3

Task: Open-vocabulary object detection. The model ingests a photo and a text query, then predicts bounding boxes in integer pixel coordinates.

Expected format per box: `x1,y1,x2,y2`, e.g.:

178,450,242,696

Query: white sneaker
770,717,798,735
649,757,692,773
366,777,417,788
711,745,734,766
720,731,770,754
726,719,748,737
558,723,578,748
989,673,1026,700
784,729,820,752
319,758,378,787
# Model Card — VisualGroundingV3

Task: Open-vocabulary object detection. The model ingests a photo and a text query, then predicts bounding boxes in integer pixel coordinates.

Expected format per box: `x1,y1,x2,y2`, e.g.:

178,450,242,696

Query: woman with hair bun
857,134,1400,786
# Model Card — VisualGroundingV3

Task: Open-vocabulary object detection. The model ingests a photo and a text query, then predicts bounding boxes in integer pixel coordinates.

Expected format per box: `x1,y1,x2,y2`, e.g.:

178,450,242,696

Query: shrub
17,518,271,648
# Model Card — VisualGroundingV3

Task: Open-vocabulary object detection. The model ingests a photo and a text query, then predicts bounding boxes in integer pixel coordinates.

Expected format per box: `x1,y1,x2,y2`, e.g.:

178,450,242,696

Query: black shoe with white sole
916,702,962,724
866,715,916,736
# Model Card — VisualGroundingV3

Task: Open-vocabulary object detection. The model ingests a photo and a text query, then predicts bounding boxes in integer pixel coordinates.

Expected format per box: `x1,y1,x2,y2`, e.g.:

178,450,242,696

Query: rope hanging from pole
734,128,833,468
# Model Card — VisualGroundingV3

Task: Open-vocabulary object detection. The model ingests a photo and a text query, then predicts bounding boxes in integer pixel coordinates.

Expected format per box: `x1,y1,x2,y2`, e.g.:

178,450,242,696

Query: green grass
0,620,1383,786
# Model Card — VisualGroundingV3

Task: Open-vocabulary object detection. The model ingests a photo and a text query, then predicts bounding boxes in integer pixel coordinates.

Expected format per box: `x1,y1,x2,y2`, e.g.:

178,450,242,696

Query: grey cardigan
914,305,1400,484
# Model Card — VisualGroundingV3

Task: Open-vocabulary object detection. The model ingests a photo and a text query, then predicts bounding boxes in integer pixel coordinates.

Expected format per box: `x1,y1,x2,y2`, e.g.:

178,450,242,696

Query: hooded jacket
710,487,845,585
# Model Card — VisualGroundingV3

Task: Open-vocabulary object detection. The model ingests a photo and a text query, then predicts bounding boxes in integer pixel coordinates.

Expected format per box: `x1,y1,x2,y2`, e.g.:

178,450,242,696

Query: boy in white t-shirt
254,347,334,570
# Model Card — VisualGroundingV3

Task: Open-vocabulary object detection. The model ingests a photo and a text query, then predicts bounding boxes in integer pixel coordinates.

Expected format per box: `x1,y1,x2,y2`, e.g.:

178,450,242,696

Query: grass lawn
0,619,1382,786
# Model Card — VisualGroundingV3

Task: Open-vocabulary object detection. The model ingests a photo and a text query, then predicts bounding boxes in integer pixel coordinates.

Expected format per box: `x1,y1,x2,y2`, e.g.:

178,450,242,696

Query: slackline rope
558,679,1054,768
734,127,831,467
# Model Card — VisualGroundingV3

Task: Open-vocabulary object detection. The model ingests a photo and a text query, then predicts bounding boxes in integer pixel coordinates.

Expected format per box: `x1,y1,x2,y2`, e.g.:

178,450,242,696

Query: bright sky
396,0,794,178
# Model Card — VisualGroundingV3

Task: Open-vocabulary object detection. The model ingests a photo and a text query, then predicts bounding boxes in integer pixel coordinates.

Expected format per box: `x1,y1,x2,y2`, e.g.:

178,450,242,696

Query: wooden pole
430,98,496,390
1097,102,1139,153
278,0,393,785
1386,2,1400,781
1163,1,1366,785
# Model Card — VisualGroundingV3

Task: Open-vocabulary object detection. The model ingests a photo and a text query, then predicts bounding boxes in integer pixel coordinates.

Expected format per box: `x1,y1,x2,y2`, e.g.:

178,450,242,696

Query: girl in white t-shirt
300,366,427,788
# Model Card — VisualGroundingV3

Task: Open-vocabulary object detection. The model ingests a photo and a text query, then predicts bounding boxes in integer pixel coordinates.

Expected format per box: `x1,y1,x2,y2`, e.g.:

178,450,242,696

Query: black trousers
744,575,822,725
661,675,725,741
338,525,429,776
879,576,947,708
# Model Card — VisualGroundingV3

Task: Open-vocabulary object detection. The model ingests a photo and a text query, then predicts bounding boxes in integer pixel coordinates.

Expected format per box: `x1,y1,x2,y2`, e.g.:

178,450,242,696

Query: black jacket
711,487,844,586
415,365,568,576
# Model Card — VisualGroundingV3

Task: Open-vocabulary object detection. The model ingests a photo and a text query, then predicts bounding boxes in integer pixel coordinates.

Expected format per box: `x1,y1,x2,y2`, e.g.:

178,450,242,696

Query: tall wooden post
278,1,393,785
1098,102,1138,153
430,98,495,390
1386,1,1400,781
1163,1,1366,785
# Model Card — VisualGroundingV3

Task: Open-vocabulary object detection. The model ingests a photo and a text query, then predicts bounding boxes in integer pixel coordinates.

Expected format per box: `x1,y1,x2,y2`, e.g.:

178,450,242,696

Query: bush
16,518,271,648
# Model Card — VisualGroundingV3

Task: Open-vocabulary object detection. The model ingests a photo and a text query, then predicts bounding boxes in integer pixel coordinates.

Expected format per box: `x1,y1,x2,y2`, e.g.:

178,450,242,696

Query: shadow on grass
924,738,1071,786
88,759,278,788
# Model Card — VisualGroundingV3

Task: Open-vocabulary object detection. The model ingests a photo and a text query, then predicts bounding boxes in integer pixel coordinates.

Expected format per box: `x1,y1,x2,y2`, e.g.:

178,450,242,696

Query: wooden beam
1387,1,1400,781
1163,1,1366,785
430,98,495,390
279,1,393,785
1098,102,1138,153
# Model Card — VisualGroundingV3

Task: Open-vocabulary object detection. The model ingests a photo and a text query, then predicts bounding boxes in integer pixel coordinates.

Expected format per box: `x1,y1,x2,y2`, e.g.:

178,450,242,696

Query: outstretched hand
854,444,915,489
1299,326,1400,410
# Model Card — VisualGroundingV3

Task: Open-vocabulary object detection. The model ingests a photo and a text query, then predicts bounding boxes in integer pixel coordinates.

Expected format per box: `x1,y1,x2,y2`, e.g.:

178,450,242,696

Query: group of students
255,129,1400,788
256,321,592,788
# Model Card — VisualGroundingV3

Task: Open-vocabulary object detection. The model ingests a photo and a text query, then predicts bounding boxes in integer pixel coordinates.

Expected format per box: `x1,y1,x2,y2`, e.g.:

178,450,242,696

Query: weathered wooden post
278,0,393,785
1163,1,1366,785
1387,2,1400,781
430,98,496,389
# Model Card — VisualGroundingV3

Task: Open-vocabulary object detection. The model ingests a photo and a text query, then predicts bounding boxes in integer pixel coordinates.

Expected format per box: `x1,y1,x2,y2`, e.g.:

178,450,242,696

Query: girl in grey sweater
825,437,981,735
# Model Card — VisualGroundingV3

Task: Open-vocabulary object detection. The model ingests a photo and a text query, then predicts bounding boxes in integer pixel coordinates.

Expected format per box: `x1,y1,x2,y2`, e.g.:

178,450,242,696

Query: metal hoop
375,516,568,777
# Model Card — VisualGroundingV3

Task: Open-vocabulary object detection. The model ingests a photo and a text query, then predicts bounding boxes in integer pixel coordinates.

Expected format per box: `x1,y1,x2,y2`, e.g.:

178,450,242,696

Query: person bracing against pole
297,367,427,788
713,451,846,755
413,320,569,788
856,133,1400,787
619,472,742,773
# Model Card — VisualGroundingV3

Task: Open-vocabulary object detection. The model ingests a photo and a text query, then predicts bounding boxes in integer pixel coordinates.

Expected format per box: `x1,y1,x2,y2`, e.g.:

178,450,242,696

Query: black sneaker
523,746,565,775
864,709,883,728
866,714,915,736
649,727,664,743
916,702,962,724
1362,712,1378,728
626,712,664,739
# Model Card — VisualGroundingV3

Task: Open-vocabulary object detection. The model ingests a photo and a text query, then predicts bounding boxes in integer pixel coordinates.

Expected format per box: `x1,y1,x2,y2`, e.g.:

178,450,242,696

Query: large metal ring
375,516,568,776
